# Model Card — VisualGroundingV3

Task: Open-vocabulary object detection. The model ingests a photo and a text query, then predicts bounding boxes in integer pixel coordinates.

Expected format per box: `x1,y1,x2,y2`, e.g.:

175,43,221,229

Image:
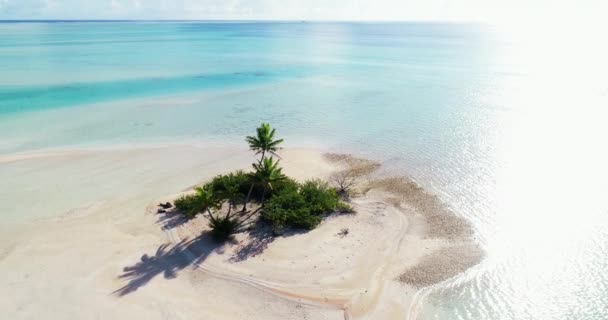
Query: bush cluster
205,171,297,203
262,188,321,231
207,170,249,203
335,201,355,214
262,179,350,232
176,173,353,235
174,194,204,218
172,123,356,242
299,179,339,215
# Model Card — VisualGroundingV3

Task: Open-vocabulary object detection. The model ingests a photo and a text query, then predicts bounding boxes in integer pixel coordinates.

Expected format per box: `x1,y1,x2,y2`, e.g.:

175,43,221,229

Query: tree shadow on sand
229,223,275,263
115,219,312,296
228,222,308,263
156,209,191,231
113,232,223,296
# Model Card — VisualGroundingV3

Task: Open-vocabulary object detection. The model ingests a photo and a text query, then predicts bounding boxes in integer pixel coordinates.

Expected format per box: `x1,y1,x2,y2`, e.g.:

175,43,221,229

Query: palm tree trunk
226,200,233,219
207,208,218,224
260,188,267,205
242,183,254,212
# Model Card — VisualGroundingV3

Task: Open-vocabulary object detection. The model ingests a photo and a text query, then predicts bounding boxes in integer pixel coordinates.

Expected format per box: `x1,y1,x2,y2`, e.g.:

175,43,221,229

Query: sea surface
1,21,607,319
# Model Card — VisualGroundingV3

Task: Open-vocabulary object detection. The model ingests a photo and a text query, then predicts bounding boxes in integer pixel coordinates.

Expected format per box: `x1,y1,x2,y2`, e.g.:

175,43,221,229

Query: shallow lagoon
1,21,607,319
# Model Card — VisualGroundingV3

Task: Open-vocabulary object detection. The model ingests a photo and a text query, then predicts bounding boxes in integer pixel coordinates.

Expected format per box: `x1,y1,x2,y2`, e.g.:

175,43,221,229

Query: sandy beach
0,144,482,319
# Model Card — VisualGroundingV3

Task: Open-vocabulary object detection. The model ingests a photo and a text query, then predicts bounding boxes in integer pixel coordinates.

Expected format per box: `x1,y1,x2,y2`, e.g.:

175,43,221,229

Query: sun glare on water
414,14,608,319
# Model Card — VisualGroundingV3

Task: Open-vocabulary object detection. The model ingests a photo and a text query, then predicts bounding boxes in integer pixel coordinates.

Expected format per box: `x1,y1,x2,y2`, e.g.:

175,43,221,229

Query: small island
114,123,484,318
170,123,355,241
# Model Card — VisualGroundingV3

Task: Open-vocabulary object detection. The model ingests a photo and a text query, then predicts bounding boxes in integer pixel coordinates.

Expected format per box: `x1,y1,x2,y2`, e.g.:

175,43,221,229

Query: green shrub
205,170,300,206
247,175,300,202
207,171,250,202
262,189,321,231
235,172,261,198
269,177,299,196
299,179,339,215
174,194,202,218
262,188,307,224
209,216,238,242
216,170,249,190
336,202,355,214
290,210,322,230
210,170,266,203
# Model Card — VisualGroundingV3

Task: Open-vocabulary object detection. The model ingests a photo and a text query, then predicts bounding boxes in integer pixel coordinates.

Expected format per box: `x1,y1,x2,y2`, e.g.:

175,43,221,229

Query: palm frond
246,123,284,158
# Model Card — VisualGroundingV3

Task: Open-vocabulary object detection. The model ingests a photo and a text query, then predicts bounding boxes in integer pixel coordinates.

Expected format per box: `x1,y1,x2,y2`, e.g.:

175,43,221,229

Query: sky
0,0,605,22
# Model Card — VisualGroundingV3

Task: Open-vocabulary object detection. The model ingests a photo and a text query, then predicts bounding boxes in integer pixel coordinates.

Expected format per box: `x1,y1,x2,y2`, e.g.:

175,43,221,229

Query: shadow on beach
115,201,339,295
113,232,222,296
113,222,283,296
228,220,308,263
228,222,274,263
156,209,191,231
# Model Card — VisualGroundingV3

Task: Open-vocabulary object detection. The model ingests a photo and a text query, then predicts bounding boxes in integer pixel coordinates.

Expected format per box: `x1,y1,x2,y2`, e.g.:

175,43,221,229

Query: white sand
0,144,482,319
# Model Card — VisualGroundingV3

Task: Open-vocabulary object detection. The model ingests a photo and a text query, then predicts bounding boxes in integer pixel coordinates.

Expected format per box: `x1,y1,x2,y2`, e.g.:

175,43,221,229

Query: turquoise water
1,21,607,319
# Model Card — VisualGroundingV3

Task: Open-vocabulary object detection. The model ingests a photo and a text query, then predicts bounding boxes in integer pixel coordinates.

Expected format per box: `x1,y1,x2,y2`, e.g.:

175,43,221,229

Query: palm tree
194,185,222,224
242,123,284,212
236,157,287,227
251,156,286,204
196,177,245,242
246,123,284,163
215,173,244,219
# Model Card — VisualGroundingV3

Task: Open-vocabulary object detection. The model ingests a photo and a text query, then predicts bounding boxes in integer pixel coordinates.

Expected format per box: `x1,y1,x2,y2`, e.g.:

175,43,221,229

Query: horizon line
0,19,485,24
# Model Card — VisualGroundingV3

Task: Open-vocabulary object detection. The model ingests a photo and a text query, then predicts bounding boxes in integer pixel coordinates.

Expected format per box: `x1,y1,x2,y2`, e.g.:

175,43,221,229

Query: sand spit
365,177,474,240
398,244,484,288
0,146,482,320
323,154,483,285
151,152,484,319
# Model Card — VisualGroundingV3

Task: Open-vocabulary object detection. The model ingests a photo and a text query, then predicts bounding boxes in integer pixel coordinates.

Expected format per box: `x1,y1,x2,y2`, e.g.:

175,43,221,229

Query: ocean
1,21,607,319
